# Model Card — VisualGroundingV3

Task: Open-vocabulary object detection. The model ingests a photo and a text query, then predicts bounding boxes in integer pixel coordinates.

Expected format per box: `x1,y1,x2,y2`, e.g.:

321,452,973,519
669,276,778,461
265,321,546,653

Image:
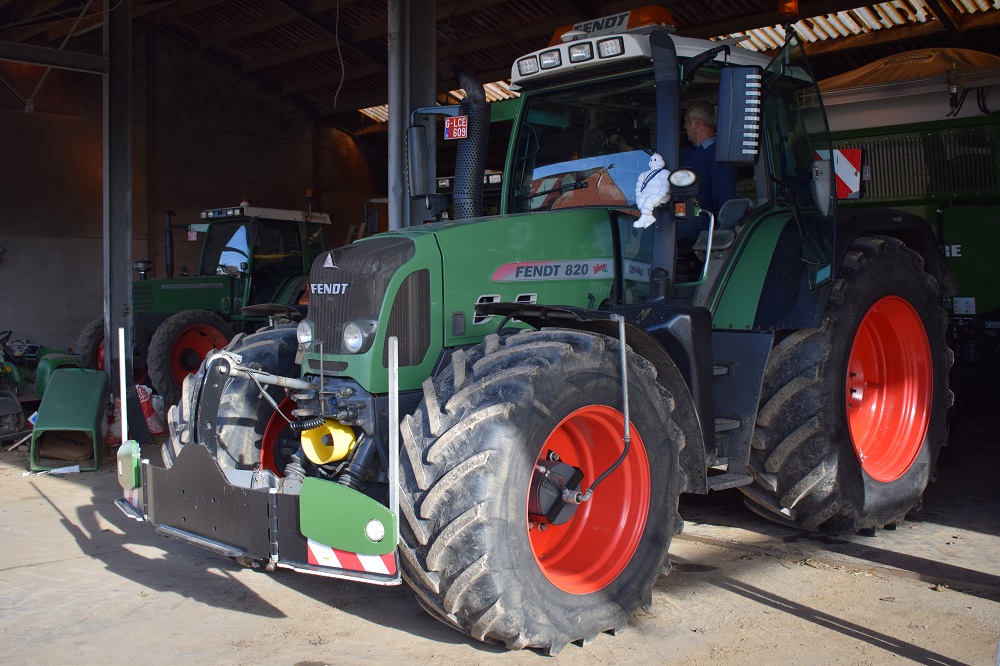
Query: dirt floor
1,414,998,664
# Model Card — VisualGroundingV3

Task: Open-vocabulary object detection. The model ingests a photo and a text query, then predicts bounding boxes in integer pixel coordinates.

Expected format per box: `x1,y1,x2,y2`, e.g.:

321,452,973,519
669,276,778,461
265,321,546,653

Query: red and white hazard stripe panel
122,487,141,508
306,539,397,576
815,148,862,199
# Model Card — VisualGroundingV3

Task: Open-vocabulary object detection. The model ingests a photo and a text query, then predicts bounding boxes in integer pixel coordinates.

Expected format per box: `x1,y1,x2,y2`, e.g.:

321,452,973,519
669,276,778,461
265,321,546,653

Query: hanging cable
333,0,345,108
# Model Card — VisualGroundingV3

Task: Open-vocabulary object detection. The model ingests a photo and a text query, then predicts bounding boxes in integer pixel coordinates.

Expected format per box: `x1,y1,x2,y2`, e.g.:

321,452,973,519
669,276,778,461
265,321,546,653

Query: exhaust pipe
452,66,491,220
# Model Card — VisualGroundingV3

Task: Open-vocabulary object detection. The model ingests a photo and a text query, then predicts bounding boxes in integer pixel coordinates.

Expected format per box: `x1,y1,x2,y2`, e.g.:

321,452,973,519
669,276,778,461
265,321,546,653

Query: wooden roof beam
682,0,873,39
278,0,387,67
921,0,963,38
242,36,338,72
801,20,944,57
200,8,300,49
350,0,512,43
282,62,382,95
317,64,513,116
0,0,90,42
145,0,228,26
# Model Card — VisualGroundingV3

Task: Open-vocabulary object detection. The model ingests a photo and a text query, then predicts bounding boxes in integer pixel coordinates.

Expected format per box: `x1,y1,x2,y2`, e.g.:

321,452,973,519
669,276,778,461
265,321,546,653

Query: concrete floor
1,415,998,664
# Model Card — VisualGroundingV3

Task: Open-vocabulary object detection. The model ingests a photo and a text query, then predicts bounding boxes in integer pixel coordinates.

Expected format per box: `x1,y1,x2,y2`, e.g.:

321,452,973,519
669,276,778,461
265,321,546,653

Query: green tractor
77,204,330,404
0,330,79,439
117,7,952,654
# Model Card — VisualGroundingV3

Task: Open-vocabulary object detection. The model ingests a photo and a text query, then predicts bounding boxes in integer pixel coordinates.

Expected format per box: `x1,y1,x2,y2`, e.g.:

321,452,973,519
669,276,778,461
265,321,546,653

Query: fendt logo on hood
311,283,349,295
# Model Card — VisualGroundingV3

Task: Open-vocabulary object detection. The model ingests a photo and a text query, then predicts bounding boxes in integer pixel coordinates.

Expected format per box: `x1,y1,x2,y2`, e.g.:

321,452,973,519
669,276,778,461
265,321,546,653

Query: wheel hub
528,454,584,526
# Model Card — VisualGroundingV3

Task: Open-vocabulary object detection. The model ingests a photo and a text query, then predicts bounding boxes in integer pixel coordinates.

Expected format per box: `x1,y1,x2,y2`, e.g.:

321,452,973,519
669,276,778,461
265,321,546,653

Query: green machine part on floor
30,368,109,472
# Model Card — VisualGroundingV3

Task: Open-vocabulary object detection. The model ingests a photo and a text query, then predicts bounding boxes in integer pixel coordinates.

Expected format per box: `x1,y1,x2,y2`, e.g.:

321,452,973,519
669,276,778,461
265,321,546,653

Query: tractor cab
195,204,331,309
502,12,836,303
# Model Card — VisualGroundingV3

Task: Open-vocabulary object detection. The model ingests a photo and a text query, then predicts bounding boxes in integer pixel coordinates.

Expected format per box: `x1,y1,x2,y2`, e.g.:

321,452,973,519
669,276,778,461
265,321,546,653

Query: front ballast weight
115,338,406,587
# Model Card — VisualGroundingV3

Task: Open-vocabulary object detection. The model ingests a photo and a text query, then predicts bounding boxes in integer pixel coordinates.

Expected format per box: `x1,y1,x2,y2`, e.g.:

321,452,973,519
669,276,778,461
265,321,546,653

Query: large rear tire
163,325,298,471
741,236,952,533
148,310,234,405
399,329,684,653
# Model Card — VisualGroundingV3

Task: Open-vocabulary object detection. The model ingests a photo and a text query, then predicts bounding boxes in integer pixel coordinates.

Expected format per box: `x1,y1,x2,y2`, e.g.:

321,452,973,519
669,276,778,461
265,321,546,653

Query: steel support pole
388,0,437,228
408,0,436,226
104,2,150,444
387,0,407,230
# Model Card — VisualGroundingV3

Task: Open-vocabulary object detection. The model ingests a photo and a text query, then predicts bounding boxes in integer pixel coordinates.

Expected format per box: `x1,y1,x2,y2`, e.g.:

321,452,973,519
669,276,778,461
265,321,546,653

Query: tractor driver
679,101,737,236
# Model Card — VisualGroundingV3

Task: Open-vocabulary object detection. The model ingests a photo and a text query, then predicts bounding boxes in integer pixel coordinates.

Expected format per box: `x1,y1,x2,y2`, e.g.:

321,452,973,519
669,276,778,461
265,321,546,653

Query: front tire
741,236,952,533
163,325,298,471
399,329,684,653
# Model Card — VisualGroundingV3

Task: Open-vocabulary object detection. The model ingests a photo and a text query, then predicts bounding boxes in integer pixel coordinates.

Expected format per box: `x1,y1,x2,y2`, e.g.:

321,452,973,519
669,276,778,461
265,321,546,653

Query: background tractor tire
77,317,153,379
163,324,299,470
148,310,234,405
741,235,952,533
76,318,105,370
399,329,685,654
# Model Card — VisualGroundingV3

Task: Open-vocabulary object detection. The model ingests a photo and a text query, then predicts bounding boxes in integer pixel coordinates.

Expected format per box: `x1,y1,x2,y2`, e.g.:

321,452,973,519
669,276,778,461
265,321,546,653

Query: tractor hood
132,276,235,316
303,208,618,394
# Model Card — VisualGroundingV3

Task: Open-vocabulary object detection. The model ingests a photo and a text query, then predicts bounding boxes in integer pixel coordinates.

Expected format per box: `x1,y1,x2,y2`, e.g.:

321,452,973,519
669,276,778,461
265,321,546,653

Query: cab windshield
200,219,306,279
200,221,251,276
510,75,656,213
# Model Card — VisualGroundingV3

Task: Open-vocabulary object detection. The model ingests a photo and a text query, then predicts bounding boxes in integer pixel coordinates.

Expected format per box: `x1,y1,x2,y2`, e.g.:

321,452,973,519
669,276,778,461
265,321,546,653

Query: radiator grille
308,238,415,354
132,282,154,310
383,269,431,368
836,128,995,200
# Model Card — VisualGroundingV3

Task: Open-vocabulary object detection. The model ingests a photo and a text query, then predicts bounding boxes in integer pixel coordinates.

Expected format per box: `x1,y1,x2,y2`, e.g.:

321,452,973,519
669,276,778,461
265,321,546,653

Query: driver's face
684,114,698,143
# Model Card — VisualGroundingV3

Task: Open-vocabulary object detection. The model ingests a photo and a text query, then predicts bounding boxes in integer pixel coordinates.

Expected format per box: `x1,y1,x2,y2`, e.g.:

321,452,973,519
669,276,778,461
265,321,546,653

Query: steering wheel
223,246,249,257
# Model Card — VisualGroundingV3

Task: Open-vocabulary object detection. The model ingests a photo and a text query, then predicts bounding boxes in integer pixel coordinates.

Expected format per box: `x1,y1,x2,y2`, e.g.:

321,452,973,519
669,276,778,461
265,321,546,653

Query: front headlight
669,169,698,188
343,319,378,354
296,318,315,344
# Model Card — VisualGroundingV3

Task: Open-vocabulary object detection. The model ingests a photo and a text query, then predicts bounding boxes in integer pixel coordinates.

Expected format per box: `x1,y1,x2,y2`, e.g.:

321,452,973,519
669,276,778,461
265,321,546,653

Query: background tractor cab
77,202,331,404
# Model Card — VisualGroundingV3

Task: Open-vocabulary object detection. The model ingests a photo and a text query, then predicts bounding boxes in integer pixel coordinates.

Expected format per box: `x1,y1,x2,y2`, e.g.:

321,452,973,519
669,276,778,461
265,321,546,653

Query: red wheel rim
96,338,105,371
168,325,229,386
528,405,650,594
846,296,933,482
260,397,295,474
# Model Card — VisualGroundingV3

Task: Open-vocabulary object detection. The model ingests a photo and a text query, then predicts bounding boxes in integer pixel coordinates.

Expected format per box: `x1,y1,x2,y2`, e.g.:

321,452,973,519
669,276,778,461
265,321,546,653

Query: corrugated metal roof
729,0,997,51
2,1,999,132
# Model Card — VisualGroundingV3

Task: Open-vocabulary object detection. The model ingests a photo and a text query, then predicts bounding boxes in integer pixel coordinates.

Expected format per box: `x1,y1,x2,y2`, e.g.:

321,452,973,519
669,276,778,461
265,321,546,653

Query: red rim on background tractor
528,405,650,594
95,339,105,371
846,296,933,483
260,397,295,474
168,325,229,386
95,337,148,384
